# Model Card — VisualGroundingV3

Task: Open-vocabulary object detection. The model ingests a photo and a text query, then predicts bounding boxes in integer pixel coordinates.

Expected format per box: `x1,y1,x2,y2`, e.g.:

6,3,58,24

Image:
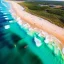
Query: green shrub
28,5,41,10
59,17,64,23
46,9,64,17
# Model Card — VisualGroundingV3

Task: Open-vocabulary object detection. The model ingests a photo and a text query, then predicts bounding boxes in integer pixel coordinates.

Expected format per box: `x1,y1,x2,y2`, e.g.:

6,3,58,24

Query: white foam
44,39,49,43
4,25,10,29
34,37,42,47
5,17,9,20
3,16,7,17
9,20,13,23
3,13,8,15
62,48,64,54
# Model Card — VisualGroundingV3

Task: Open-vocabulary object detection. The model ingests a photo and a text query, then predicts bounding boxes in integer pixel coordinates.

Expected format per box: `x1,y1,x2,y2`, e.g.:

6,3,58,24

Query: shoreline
9,1,64,48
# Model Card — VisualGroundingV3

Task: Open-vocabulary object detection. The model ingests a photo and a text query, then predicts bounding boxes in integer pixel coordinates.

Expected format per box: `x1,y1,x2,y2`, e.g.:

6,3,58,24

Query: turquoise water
0,0,64,64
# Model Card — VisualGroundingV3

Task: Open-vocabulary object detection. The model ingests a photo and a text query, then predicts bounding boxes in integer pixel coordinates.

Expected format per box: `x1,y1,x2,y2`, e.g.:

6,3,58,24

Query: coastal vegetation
19,2,64,28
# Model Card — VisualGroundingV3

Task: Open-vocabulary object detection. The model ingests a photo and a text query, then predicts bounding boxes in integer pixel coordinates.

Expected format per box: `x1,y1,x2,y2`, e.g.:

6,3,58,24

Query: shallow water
0,0,64,64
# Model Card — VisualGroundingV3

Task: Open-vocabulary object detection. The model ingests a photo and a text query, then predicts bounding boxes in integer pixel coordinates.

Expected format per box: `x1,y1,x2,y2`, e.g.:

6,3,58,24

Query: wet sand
9,1,64,48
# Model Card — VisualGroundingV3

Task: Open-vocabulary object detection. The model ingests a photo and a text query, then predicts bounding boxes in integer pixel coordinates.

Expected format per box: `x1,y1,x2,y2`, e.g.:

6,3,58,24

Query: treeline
19,2,64,27
24,3,64,23
46,9,64,23
25,1,64,6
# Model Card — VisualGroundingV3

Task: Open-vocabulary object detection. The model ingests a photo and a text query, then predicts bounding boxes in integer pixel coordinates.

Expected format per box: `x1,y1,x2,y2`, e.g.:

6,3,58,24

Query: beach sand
9,1,64,49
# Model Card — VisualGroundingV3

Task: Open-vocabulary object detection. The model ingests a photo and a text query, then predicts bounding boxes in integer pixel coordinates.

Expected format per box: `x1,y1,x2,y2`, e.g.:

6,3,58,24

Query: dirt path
9,1,64,48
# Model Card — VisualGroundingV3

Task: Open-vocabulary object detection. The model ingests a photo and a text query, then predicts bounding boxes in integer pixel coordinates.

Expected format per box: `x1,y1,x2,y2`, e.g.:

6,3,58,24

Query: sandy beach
9,1,64,48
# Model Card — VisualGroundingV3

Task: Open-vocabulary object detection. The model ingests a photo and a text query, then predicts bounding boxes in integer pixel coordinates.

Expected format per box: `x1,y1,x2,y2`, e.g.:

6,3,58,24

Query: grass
19,2,64,28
